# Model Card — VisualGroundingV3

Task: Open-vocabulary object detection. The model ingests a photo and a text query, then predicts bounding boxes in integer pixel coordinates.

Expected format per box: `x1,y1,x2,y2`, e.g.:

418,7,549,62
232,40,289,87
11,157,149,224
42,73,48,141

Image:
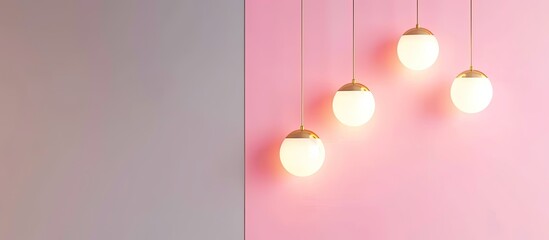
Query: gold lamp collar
456,69,488,79
286,129,320,139
337,82,370,92
403,27,434,36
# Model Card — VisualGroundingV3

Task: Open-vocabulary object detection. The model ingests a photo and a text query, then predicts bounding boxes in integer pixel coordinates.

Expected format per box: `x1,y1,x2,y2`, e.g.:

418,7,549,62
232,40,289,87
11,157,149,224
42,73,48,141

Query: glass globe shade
279,129,325,177
397,27,439,71
451,69,493,113
332,82,375,126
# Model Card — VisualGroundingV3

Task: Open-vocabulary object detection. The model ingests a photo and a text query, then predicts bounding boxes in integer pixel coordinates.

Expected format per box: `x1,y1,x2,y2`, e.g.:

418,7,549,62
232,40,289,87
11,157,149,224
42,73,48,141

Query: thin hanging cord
470,0,473,70
300,0,304,130
416,0,419,27
352,0,355,83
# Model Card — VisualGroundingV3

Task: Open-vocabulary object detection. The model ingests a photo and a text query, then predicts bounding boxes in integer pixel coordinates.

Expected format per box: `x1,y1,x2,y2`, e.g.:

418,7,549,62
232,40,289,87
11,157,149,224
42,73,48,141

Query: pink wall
246,0,549,239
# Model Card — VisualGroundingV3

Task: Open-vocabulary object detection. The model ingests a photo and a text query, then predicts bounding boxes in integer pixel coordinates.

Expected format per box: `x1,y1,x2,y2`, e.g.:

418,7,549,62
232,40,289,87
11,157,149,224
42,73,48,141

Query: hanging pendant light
280,0,325,177
332,0,375,127
451,0,492,113
397,0,439,70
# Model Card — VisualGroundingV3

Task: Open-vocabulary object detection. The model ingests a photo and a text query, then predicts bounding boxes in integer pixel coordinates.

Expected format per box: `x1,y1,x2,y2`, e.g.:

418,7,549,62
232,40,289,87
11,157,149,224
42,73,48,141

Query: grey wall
0,0,243,239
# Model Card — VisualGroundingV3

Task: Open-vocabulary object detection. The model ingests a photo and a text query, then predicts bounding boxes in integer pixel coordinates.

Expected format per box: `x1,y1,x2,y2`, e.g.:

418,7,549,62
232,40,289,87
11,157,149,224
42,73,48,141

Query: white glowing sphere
451,70,493,113
332,83,375,126
280,130,325,177
397,28,439,71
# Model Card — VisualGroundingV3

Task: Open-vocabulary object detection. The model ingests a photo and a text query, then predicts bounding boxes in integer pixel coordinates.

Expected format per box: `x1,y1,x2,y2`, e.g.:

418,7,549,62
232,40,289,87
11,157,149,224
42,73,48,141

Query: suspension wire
300,0,304,130
416,0,419,27
470,0,473,70
352,0,356,82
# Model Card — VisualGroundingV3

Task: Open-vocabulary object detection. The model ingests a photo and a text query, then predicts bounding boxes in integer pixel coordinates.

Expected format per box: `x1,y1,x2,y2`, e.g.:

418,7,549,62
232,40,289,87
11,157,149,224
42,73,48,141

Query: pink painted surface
246,0,549,239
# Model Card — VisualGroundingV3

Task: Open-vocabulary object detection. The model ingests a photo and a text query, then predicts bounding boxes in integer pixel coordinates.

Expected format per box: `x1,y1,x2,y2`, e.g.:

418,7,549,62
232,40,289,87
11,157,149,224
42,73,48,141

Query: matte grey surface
0,0,244,239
